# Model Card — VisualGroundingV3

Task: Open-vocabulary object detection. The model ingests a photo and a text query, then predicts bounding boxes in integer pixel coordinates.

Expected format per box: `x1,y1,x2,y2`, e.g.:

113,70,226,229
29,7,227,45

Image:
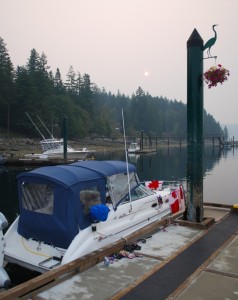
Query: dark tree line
0,37,225,140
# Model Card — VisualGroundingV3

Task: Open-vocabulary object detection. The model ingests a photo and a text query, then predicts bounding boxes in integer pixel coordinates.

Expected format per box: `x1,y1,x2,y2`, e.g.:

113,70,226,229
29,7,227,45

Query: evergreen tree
80,73,93,115
26,48,40,73
54,68,65,94
0,37,226,140
75,72,82,96
0,37,15,132
65,66,77,95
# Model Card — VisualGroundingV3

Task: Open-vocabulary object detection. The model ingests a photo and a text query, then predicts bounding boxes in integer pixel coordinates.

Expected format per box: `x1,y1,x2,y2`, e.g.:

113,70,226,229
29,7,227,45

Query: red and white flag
169,189,180,214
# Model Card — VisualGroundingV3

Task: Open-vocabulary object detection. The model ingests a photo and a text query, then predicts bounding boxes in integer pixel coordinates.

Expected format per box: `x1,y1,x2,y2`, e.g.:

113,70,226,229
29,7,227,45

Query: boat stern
4,217,65,273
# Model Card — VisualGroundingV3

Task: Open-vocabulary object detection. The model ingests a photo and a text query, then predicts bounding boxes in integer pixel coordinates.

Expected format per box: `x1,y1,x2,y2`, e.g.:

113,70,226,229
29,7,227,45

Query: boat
3,160,185,273
127,142,140,153
25,138,90,160
24,113,91,160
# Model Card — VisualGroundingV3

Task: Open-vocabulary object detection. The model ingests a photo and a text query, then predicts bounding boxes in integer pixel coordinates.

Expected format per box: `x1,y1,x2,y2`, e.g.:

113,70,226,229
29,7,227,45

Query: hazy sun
144,71,149,76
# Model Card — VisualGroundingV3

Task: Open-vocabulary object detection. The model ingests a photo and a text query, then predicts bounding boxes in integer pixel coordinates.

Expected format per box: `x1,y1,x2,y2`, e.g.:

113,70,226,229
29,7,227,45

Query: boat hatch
38,256,62,269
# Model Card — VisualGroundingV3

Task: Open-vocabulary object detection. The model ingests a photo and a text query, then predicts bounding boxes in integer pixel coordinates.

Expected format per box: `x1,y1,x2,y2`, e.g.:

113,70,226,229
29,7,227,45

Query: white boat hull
25,150,90,160
4,196,172,273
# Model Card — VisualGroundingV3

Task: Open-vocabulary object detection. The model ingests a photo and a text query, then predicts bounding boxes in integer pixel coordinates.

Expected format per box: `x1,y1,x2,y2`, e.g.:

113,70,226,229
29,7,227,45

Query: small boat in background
24,113,92,160
127,142,140,153
3,160,185,273
25,138,90,160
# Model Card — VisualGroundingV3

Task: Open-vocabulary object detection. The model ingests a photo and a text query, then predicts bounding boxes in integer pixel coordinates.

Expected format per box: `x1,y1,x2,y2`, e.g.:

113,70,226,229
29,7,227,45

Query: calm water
1,146,237,226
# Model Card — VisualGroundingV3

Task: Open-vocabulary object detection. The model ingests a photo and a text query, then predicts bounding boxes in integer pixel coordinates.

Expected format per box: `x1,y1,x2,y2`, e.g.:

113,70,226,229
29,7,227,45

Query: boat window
21,183,54,215
41,140,61,151
122,184,153,204
139,184,154,195
80,187,101,215
106,172,139,207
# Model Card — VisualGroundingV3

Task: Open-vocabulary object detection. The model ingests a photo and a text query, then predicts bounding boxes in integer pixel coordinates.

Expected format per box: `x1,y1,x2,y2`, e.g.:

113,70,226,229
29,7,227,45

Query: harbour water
0,145,237,226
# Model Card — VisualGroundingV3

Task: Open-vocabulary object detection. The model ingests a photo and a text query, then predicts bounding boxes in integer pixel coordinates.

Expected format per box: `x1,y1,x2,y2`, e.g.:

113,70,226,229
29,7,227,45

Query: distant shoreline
0,137,184,158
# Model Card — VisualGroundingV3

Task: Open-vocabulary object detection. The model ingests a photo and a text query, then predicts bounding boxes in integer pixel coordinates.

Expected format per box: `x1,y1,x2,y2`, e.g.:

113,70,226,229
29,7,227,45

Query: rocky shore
0,137,125,158
0,136,185,159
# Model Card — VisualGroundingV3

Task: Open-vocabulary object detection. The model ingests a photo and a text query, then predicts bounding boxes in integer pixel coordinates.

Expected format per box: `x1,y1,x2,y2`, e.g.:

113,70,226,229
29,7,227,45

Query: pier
1,206,238,299
129,134,237,149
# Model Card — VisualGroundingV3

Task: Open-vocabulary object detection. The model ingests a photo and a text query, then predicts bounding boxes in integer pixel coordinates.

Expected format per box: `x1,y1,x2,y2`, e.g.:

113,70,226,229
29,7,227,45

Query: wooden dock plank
0,214,183,299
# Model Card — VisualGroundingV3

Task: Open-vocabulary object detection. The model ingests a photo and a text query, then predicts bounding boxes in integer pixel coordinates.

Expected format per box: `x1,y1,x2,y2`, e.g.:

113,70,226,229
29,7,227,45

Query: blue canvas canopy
17,161,137,249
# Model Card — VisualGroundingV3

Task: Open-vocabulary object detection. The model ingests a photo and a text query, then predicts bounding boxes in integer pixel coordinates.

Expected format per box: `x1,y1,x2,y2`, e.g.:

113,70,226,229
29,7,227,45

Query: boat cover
16,161,136,249
90,204,110,222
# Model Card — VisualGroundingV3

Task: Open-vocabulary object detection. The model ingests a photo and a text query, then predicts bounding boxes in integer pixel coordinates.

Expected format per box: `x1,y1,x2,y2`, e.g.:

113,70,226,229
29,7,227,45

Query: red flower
204,64,230,89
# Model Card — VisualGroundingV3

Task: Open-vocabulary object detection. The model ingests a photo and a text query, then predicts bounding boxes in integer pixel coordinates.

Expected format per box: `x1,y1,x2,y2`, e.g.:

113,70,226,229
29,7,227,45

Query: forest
0,36,227,140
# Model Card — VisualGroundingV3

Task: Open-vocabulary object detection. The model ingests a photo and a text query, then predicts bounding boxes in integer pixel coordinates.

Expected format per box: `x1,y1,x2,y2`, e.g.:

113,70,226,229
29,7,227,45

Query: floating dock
3,157,92,167
1,206,238,299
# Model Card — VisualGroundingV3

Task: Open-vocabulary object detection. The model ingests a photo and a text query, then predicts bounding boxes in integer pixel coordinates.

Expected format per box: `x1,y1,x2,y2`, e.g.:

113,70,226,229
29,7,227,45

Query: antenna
122,109,132,211
36,114,54,139
25,112,46,140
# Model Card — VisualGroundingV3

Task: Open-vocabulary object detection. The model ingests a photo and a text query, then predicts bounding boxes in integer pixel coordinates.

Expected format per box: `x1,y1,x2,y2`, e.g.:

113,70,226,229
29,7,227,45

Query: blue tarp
17,161,136,249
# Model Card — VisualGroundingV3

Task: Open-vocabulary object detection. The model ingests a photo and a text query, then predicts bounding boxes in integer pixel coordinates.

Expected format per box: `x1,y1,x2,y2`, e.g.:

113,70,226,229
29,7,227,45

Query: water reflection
0,146,237,225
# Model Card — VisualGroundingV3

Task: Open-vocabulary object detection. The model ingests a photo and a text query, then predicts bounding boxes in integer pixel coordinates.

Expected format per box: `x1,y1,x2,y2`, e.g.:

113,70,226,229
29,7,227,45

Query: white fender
0,212,10,288
0,267,10,288
0,212,8,230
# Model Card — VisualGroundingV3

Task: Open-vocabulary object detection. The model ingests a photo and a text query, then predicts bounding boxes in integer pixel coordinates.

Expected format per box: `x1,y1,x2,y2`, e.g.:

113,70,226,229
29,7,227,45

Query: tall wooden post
186,29,204,222
63,117,67,160
140,130,144,150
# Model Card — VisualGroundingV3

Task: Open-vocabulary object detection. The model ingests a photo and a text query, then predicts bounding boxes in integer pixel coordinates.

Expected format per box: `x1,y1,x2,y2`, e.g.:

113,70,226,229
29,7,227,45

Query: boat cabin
16,161,138,249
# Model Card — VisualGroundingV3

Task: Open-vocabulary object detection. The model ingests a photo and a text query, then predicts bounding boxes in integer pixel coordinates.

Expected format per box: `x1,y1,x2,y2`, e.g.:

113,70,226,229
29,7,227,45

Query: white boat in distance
127,142,140,153
2,160,185,273
25,138,90,160
24,113,91,160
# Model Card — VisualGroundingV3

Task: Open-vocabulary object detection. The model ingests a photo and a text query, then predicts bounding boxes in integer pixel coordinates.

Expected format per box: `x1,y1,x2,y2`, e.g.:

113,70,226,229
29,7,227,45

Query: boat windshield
106,172,139,208
121,184,154,204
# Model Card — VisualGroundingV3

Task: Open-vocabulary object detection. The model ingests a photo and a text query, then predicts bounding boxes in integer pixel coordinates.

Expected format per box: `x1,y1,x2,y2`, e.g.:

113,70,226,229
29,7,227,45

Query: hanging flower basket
203,64,230,88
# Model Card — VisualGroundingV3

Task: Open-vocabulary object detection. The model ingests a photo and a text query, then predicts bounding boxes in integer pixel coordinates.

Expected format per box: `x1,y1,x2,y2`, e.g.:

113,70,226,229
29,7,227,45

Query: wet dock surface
32,224,204,300
1,207,237,299
122,210,238,300
21,207,238,300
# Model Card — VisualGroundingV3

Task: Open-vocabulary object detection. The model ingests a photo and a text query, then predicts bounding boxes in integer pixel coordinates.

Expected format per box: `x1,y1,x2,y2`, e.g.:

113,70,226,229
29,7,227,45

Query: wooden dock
3,158,86,167
0,212,182,299
1,206,235,300
1,206,236,300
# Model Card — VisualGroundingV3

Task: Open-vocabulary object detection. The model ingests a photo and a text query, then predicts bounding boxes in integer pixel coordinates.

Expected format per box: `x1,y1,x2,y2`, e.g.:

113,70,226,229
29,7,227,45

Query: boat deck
1,206,238,299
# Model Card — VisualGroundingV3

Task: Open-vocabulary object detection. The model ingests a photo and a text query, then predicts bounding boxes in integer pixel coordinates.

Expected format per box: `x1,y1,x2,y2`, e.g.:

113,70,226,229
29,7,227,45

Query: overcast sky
1,0,238,126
